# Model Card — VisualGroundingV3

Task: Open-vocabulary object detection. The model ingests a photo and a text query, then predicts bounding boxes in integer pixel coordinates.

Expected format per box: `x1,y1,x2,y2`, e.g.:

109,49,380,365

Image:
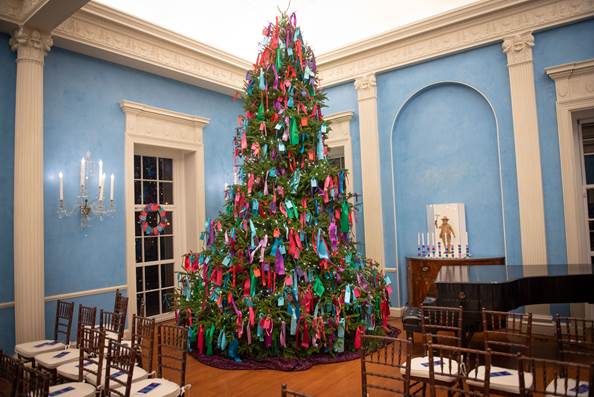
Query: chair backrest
0,351,22,397
18,366,49,397
421,305,463,347
100,309,126,341
519,356,594,397
427,342,492,397
104,340,137,397
131,314,155,373
54,300,75,344
555,315,594,360
157,325,188,386
76,305,97,346
482,309,533,356
281,384,313,397
114,289,129,316
360,334,411,396
77,327,106,384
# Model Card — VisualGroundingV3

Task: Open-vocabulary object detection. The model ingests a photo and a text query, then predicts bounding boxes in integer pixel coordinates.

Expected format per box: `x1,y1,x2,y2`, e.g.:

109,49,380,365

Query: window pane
588,189,594,219
161,288,174,313
135,238,143,263
144,265,159,291
136,293,145,317
161,263,174,288
586,155,594,185
144,237,158,262
160,236,173,260
145,291,160,317
134,155,141,179
134,181,142,205
135,211,141,236
143,156,157,180
159,158,173,181
163,212,173,235
136,267,143,292
159,182,173,205
143,181,157,204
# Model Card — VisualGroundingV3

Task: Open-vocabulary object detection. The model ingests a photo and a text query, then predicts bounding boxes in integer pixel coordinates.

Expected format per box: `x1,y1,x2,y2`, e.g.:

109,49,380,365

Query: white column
354,74,386,267
502,32,548,266
10,27,52,343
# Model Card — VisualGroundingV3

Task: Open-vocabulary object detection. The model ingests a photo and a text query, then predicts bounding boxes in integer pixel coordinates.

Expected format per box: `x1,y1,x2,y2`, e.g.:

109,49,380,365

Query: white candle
426,232,430,248
417,232,421,246
98,160,103,187
421,233,425,246
80,158,86,188
58,172,64,201
110,174,115,201
464,232,469,254
99,173,105,201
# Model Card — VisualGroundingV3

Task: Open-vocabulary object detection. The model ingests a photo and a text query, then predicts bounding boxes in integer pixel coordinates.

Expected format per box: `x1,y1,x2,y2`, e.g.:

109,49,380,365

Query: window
134,154,176,317
327,145,346,170
581,122,594,264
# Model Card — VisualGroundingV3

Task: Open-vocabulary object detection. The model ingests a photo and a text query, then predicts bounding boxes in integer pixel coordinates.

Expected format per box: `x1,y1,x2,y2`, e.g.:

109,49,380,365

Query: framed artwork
426,203,467,253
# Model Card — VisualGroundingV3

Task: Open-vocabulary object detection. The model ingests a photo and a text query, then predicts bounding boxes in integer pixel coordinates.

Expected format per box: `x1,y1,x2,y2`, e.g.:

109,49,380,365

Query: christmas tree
176,12,392,360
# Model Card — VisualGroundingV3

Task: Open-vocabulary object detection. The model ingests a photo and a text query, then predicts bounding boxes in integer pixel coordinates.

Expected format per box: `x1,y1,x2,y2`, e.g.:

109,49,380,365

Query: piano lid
435,264,594,284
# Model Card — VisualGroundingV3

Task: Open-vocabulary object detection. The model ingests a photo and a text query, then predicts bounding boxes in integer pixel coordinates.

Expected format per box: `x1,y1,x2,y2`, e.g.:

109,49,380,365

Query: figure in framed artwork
437,216,456,253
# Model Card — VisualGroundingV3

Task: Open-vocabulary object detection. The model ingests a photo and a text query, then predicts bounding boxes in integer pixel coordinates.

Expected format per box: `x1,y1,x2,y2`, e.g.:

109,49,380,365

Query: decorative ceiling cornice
316,0,594,87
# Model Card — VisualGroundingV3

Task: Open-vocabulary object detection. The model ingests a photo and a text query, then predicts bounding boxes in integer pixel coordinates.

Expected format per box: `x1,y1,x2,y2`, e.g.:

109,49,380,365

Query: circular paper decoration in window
139,203,168,235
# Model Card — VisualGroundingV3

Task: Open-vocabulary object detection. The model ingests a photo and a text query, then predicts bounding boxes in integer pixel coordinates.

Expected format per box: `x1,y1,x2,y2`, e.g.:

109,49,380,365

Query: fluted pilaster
354,74,386,267
10,26,52,343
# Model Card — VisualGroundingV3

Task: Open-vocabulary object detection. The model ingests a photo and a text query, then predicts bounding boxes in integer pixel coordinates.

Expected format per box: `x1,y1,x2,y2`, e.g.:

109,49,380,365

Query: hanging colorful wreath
139,203,168,235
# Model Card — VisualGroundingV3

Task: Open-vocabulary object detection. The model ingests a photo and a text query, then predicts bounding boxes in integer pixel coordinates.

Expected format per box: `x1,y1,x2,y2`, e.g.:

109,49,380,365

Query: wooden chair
123,325,189,396
360,334,412,396
482,309,533,356
17,366,49,397
100,309,126,343
555,315,594,361
427,342,492,397
0,351,22,397
130,314,156,374
519,355,594,396
104,340,137,397
114,289,129,316
35,304,97,382
55,326,106,384
15,300,74,366
281,384,313,397
410,306,463,395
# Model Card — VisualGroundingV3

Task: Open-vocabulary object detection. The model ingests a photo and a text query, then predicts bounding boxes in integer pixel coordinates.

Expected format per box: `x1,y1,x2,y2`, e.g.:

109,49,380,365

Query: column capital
354,73,377,101
9,26,53,64
502,32,534,66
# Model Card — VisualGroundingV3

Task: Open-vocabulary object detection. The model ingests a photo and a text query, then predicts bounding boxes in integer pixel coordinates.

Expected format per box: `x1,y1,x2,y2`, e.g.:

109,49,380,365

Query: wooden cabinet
406,257,505,307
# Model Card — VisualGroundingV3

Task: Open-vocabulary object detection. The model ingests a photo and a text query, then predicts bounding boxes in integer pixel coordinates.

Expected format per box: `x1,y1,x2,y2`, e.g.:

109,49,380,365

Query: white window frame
121,100,208,325
325,111,356,239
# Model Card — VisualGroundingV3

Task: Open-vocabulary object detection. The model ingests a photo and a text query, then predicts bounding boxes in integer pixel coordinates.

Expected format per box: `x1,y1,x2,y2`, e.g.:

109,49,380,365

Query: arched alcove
391,82,505,304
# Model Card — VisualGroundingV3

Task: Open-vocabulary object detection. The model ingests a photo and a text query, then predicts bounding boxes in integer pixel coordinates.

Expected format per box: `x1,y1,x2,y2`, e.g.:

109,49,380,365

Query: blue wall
533,18,594,267
0,33,16,353
376,43,521,305
42,47,241,335
323,83,366,253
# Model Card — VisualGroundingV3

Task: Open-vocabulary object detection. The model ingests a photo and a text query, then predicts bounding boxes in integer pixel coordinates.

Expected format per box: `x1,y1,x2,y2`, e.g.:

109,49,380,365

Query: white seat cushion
404,356,459,383
105,331,120,340
467,365,533,394
112,378,180,397
15,340,65,358
48,382,95,397
36,348,80,369
546,377,590,396
57,358,105,381
86,364,148,386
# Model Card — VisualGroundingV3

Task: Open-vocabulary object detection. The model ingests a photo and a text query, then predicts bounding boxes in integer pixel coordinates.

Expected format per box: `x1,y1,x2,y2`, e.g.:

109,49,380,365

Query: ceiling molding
51,1,251,95
316,0,594,87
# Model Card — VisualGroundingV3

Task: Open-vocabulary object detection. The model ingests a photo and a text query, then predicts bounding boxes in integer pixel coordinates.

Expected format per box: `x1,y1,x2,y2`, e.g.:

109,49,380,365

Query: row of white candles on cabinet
57,158,114,202
417,231,470,258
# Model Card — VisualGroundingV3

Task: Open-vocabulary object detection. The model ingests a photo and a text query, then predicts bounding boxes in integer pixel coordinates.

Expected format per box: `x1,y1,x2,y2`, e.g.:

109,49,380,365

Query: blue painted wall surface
376,43,521,305
323,83,366,253
0,33,16,353
43,47,241,333
533,18,594,267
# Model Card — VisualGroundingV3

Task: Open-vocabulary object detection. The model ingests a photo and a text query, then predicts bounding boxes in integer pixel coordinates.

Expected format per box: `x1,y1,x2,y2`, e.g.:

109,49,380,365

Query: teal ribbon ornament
228,338,240,362
259,68,266,91
289,169,300,194
340,201,350,233
206,324,215,356
334,318,345,353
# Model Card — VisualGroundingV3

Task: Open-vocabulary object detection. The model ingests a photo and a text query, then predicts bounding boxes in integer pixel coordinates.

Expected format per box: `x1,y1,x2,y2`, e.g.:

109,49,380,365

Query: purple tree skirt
190,326,401,372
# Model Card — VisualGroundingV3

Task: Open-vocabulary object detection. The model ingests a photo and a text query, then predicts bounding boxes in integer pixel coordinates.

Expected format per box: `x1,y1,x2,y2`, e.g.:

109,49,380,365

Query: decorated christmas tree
176,12,392,360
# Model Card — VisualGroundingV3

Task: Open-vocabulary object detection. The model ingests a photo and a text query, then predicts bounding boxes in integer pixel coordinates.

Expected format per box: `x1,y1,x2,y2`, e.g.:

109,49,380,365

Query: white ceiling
96,0,478,62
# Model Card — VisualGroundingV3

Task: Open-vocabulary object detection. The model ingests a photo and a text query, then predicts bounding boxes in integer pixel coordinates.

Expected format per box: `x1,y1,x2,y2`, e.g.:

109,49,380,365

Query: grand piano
403,263,594,341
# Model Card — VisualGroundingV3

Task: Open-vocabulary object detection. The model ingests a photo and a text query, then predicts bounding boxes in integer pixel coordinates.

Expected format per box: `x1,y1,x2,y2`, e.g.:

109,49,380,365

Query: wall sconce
57,151,116,228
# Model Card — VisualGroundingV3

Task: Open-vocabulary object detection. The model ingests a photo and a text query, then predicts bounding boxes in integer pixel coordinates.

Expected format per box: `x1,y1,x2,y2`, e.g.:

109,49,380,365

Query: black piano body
433,264,594,334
